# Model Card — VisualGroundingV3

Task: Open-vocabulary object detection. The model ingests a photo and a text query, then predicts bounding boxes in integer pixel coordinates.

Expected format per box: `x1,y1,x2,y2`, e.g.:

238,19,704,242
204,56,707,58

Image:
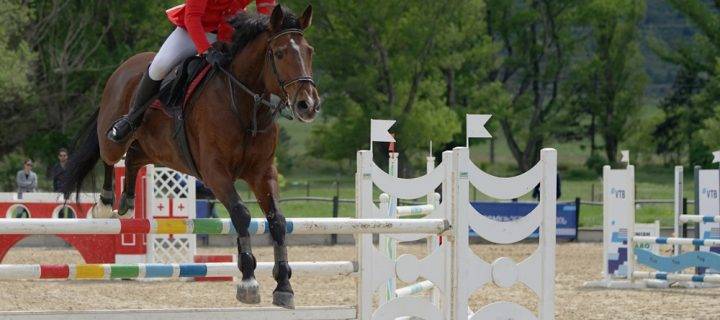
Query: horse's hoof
236,279,260,304
272,291,295,309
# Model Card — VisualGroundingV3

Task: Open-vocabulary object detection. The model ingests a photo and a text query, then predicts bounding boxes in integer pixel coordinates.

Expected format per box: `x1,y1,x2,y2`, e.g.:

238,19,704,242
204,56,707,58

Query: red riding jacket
166,0,276,54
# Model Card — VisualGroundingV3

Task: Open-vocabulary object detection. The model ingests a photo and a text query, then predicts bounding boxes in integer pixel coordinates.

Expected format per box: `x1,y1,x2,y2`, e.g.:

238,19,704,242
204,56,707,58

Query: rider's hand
204,46,230,67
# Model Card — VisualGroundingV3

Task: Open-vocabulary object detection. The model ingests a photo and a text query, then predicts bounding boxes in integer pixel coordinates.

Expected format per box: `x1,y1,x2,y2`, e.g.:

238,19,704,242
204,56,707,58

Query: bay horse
60,5,319,309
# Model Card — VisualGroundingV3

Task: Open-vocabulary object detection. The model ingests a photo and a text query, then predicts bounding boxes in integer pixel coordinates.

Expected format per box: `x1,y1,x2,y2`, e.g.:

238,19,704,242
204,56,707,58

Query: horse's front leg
249,165,294,309
205,175,260,305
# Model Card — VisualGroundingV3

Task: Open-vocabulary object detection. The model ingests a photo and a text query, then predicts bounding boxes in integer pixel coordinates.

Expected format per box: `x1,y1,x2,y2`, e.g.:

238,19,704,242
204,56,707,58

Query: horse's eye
275,51,284,59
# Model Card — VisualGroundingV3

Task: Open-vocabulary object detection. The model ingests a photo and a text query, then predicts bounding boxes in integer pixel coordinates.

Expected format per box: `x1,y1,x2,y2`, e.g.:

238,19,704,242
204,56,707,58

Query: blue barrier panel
470,201,578,240
196,200,212,219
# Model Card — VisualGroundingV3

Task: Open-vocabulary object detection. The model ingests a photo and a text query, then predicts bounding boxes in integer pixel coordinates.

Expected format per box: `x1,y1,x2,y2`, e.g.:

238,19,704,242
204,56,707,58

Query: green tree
0,0,35,155
302,1,494,173
485,0,582,170
651,0,720,164
568,0,647,165
0,1,176,163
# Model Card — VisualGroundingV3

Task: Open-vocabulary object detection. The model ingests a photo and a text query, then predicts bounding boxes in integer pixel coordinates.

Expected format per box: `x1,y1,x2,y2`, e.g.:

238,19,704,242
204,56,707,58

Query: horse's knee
229,202,252,237
268,213,287,245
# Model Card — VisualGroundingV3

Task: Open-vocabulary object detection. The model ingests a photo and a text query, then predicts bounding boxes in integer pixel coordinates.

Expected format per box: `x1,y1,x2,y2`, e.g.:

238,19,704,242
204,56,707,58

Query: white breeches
148,27,217,81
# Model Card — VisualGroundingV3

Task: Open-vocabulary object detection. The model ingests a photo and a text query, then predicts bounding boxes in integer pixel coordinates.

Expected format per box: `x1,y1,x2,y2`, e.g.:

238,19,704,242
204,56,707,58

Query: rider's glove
204,46,230,67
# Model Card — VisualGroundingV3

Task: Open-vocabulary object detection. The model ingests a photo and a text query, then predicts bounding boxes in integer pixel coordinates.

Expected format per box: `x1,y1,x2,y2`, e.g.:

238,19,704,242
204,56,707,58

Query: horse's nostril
297,100,309,110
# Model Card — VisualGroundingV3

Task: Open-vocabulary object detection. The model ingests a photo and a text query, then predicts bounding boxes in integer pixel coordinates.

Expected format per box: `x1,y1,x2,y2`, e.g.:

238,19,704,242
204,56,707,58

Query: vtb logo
702,188,718,199
610,188,626,199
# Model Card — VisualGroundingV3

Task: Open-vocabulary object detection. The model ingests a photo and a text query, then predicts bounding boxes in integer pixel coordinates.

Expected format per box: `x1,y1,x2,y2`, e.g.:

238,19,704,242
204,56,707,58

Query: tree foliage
1,0,175,165
651,0,720,165
301,0,495,172
567,0,647,165
0,0,35,155
485,0,582,170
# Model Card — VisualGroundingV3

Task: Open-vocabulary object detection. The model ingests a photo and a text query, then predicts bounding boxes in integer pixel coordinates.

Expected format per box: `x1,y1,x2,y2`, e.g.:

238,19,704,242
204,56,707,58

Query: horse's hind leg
118,142,149,217
92,163,116,218
249,166,294,309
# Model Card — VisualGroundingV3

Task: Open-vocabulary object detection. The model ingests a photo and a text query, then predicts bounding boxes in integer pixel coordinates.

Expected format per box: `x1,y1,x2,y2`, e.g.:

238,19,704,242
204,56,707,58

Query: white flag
713,150,720,164
370,119,396,143
466,114,492,139
620,150,630,164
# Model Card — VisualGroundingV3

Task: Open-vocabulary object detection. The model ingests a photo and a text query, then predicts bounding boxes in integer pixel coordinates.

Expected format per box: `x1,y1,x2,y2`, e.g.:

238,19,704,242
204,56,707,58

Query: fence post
331,195,339,245
335,178,340,199
574,197,580,241
306,181,310,200
682,197,688,238
591,184,595,202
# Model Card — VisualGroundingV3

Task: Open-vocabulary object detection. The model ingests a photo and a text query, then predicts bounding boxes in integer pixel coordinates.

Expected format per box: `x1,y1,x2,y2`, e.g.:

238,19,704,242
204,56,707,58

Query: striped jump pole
678,215,720,224
395,204,435,216
0,261,356,280
0,218,450,235
395,280,434,297
633,236,720,247
632,271,720,283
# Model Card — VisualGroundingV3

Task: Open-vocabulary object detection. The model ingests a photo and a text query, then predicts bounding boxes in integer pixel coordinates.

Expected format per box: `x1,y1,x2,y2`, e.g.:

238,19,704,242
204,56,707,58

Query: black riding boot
107,69,161,143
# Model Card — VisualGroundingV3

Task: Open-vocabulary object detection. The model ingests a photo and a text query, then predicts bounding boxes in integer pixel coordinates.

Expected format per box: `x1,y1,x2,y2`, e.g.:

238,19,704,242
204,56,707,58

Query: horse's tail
60,109,101,198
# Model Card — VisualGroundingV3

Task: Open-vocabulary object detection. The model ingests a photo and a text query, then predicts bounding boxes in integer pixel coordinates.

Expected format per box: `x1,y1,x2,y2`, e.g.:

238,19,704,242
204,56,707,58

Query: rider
108,0,276,143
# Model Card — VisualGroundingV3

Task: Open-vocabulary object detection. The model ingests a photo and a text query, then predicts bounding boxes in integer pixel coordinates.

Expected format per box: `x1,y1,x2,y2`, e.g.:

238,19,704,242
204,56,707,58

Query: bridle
266,28,316,104
216,28,316,136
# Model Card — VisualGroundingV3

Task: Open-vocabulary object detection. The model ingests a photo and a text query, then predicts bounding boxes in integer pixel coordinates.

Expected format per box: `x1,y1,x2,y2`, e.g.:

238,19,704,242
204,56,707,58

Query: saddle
149,56,213,179
150,56,211,116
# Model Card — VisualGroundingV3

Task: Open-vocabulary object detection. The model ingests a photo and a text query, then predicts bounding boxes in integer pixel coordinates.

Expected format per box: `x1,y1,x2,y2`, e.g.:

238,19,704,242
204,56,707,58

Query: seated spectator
48,148,69,191
16,159,38,193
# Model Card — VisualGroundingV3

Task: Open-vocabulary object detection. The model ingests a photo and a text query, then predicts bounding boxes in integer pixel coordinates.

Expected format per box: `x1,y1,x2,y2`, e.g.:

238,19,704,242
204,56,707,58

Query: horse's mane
229,6,301,55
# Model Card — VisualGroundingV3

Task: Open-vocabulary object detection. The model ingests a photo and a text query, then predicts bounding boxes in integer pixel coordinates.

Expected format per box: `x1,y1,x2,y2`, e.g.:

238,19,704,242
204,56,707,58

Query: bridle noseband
267,28,316,102
216,28,316,136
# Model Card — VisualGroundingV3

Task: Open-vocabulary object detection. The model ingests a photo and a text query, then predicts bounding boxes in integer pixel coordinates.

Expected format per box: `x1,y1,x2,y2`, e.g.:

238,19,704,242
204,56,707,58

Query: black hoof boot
117,192,135,217
235,251,260,304
107,116,133,144
100,189,115,207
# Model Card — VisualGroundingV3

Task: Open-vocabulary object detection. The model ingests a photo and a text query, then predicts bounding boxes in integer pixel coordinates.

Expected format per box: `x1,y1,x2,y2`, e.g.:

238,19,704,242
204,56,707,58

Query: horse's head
264,5,319,123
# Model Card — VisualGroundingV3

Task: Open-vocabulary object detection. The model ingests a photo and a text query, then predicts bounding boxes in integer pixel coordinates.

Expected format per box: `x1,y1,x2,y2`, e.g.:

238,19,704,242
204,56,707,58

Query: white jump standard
586,158,720,288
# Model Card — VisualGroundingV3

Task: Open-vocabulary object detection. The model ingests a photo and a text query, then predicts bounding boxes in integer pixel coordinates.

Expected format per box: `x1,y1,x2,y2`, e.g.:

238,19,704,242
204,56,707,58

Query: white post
425,155,442,307
601,165,610,282
539,148,557,320
440,151,453,320
145,164,156,263
626,165,636,283
674,166,683,256
380,152,399,304
356,150,374,320
450,147,469,320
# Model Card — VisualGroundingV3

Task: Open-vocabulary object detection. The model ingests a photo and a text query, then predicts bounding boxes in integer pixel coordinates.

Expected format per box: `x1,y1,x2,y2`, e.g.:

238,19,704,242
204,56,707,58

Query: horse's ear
270,5,284,32
300,5,313,30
